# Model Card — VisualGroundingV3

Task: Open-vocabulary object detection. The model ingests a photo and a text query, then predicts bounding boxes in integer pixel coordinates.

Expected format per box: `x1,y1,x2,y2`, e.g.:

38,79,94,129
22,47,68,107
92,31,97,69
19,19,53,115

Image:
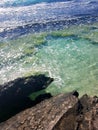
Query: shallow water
35,35,98,96
0,0,98,96
0,23,98,96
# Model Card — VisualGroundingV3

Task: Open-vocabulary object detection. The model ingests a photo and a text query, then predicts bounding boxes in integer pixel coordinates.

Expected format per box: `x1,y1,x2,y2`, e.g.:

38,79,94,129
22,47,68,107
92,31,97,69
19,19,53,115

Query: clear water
0,0,98,96
0,23,98,96
34,35,98,96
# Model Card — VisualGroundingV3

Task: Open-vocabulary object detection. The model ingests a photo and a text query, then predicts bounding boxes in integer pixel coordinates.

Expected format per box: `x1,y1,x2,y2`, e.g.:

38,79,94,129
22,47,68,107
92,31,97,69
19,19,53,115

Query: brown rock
0,92,98,130
53,94,98,130
0,92,78,130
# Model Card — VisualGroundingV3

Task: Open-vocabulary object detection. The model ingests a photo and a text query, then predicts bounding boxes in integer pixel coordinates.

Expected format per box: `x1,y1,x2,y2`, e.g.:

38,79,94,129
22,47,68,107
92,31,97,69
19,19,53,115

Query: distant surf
0,0,98,39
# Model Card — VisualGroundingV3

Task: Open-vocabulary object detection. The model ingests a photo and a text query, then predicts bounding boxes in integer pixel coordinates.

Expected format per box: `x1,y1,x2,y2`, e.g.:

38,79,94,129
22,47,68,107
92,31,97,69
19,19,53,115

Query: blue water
0,0,98,96
0,0,98,39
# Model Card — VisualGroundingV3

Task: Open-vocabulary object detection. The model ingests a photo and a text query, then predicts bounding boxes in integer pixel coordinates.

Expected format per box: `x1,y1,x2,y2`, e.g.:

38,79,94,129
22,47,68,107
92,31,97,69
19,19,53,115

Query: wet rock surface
0,91,98,130
0,74,53,122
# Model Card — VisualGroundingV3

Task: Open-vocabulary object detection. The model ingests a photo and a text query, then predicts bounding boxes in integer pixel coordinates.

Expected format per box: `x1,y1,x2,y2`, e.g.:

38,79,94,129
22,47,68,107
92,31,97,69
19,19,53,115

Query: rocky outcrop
0,91,78,130
53,94,98,130
0,74,53,122
0,91,98,130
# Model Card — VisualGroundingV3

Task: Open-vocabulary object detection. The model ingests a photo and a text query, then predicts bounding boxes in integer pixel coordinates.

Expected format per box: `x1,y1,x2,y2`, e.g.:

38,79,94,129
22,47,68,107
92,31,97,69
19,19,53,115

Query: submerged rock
0,74,53,122
0,91,98,130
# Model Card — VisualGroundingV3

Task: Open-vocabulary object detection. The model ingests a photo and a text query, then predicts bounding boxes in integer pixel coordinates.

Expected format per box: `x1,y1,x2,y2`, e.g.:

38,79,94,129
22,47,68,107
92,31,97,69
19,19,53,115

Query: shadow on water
0,74,53,122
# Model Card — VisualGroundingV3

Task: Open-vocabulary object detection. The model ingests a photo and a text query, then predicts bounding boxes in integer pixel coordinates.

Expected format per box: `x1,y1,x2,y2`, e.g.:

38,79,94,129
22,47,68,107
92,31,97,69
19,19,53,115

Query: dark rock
34,93,52,104
0,74,53,122
72,90,79,97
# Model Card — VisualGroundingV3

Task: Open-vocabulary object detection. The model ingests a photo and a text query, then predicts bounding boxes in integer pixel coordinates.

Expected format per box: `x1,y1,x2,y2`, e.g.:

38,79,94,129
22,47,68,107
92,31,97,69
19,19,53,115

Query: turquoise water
0,0,69,7
0,0,44,7
1,0,97,7
34,35,98,96
0,23,98,96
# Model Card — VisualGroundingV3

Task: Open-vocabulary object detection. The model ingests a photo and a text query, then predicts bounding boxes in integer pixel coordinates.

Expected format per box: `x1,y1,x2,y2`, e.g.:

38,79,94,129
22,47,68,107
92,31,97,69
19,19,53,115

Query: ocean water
0,0,98,96
0,0,74,7
35,33,98,96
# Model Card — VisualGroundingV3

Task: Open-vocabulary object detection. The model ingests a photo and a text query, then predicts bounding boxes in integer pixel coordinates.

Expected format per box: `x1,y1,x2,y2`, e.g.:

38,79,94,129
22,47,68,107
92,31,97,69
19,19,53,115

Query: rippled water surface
35,33,98,96
0,0,98,96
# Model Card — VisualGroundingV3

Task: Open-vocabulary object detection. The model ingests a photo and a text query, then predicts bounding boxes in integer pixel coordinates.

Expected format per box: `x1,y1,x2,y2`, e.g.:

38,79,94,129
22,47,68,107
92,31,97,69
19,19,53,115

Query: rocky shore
0,75,98,130
0,90,98,130
0,74,53,122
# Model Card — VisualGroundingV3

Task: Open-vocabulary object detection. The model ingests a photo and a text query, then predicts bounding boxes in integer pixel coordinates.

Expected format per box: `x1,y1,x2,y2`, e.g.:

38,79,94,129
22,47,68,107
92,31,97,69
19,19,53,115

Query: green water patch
29,89,47,100
49,23,98,43
49,30,74,38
